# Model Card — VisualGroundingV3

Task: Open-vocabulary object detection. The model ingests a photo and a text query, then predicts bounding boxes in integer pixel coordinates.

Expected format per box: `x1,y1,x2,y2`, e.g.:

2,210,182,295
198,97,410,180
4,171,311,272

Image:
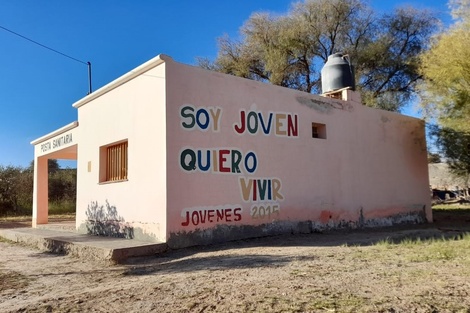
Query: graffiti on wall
181,205,242,227
180,148,257,174
234,109,298,137
180,105,222,132
179,105,296,227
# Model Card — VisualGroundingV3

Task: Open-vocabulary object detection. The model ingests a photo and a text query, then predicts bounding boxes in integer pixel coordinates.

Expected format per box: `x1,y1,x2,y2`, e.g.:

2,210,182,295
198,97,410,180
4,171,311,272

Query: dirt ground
1,208,470,313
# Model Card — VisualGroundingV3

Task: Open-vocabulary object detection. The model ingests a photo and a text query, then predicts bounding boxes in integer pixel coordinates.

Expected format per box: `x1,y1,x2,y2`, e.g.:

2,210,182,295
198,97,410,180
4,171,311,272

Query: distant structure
429,163,469,200
30,54,431,248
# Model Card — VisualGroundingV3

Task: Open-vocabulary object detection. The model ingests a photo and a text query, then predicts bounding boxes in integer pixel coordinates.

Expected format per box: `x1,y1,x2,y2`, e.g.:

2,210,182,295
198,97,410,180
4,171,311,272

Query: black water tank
321,53,355,93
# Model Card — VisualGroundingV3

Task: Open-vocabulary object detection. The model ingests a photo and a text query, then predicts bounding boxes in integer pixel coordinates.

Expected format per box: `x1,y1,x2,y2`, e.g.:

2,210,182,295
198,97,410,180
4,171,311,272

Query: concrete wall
48,54,430,247
164,58,431,248
75,62,168,242
31,122,79,227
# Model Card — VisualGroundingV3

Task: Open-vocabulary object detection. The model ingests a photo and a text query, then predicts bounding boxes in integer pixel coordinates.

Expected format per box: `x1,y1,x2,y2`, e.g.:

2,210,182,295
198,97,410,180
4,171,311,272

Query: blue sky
0,0,451,167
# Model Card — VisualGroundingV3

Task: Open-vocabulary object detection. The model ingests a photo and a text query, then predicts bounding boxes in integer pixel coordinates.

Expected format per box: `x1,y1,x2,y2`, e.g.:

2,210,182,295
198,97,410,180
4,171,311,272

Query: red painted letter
234,111,246,134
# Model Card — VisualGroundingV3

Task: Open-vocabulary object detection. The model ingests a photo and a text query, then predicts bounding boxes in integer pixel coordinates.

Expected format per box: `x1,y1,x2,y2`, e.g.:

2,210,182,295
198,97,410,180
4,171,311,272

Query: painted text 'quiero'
180,148,258,174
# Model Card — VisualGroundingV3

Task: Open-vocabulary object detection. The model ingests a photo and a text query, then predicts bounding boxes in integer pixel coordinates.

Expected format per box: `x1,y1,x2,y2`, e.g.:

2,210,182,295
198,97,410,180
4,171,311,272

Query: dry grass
0,213,75,222
0,270,32,294
1,209,470,312
433,203,470,210
375,233,470,262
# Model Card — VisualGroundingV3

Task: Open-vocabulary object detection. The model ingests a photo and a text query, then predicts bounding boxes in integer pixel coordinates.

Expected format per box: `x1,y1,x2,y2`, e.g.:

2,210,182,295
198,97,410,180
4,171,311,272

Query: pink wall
41,55,430,247
164,59,431,247
31,122,79,227
74,60,168,242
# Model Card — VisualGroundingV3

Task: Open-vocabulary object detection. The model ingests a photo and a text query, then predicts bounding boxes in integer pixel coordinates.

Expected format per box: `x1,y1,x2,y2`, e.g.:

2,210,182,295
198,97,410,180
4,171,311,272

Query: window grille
105,141,128,181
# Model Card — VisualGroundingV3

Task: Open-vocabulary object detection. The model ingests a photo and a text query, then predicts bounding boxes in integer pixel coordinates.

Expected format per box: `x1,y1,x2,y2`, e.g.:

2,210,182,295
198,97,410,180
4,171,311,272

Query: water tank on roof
321,53,355,94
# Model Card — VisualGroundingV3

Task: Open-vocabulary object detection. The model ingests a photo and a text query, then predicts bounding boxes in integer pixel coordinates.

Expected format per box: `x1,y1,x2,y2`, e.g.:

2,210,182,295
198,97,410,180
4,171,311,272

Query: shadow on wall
85,200,134,239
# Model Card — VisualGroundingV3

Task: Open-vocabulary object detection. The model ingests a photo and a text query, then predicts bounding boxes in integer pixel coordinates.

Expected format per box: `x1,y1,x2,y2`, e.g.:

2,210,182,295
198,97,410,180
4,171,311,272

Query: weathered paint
167,209,427,249
30,54,431,248
164,57,431,246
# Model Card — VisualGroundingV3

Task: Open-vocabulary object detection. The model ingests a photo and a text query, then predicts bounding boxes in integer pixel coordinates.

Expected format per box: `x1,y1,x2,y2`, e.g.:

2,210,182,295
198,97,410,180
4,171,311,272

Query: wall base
167,209,428,249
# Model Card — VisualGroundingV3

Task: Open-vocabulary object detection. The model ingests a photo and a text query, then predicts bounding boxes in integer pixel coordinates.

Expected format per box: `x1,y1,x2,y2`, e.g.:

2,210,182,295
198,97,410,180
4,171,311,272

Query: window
100,140,128,182
312,123,327,139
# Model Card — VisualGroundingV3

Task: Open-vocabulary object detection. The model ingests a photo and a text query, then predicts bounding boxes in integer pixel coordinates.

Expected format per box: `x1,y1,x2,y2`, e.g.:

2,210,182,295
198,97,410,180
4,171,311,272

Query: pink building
31,55,431,248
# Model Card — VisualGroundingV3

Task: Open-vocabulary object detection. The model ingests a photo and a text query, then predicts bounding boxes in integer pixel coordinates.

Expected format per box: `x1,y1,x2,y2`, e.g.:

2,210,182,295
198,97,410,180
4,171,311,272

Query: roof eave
30,121,79,145
72,54,171,109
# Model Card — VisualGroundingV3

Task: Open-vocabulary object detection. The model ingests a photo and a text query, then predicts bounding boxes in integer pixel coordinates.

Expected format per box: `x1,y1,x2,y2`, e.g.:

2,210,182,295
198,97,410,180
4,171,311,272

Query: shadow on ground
2,207,470,277
123,253,304,276
119,207,470,276
433,208,470,230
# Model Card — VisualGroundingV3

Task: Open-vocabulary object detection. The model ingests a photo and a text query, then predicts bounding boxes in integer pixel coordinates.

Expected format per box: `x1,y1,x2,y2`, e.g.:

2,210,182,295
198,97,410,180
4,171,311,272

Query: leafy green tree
16,166,33,211
430,125,470,186
29,159,77,207
47,159,60,174
419,20,470,133
199,0,438,111
28,159,60,174
1,160,76,216
428,152,442,164
49,168,76,202
418,1,470,182
0,165,32,214
0,165,20,212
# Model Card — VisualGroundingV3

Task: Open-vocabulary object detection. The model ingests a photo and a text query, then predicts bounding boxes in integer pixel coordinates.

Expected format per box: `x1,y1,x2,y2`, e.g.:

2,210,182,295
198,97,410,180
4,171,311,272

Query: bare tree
199,0,438,112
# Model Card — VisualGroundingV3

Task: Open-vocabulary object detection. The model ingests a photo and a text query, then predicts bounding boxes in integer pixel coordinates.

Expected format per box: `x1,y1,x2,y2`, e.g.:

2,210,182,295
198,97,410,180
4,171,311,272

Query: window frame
312,122,327,139
99,140,128,183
